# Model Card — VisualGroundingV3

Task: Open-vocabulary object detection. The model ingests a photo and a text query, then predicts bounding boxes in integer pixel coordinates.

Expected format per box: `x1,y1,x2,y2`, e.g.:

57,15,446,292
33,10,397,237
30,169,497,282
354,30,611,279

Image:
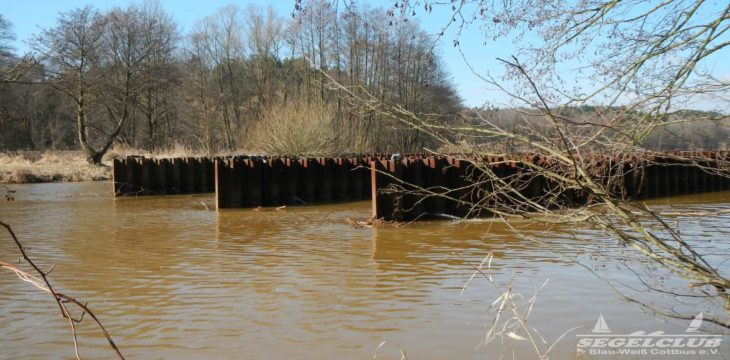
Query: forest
0,1,727,164
0,1,461,163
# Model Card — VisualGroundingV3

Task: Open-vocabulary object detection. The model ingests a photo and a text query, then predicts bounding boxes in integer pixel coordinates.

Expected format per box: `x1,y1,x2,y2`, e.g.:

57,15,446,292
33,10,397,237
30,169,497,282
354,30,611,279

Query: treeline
1,2,723,163
450,107,730,153
0,1,461,162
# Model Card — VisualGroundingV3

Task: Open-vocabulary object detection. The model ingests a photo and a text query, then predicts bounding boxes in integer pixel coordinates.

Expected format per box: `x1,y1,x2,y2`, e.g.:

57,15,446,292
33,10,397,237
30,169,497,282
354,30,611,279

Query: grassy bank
0,151,111,184
0,146,221,184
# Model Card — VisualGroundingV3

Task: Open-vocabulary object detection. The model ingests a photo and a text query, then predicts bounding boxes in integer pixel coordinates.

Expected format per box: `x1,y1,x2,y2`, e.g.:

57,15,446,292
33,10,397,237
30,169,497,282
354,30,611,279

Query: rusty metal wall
371,151,730,220
112,152,730,221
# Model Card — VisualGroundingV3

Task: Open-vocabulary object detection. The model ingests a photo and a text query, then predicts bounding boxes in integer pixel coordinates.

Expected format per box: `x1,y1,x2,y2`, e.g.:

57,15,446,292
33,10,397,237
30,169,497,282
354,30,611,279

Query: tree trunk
76,100,103,165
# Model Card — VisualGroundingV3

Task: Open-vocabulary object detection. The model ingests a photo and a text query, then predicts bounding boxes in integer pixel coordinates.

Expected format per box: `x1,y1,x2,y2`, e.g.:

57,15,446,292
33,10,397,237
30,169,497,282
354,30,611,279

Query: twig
0,221,125,359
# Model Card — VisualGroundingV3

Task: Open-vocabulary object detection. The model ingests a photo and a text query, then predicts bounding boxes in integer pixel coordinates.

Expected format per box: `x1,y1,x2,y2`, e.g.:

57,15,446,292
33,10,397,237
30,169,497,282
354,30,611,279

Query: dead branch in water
0,221,125,359
321,55,730,328
1,185,15,201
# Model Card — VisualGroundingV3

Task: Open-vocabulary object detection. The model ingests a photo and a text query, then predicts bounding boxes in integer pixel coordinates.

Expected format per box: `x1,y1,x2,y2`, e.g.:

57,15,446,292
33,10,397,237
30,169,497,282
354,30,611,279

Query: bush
250,97,338,156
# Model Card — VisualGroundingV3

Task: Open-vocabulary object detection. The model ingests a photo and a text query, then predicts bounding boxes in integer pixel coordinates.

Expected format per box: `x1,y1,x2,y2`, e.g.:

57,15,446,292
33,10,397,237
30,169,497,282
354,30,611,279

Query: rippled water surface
0,182,728,359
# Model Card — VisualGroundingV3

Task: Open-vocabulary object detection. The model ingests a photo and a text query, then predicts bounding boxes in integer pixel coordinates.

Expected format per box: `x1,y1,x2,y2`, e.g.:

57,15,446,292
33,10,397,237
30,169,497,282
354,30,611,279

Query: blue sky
2,0,728,110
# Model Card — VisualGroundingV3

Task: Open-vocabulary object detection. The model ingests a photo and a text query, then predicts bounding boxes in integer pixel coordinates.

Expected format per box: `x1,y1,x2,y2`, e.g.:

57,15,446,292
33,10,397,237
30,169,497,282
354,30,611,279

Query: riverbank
0,151,111,184
0,147,221,184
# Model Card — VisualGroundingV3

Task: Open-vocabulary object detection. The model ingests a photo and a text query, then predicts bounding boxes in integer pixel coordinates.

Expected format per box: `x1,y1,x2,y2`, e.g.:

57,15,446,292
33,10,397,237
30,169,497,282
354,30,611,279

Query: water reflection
0,182,728,359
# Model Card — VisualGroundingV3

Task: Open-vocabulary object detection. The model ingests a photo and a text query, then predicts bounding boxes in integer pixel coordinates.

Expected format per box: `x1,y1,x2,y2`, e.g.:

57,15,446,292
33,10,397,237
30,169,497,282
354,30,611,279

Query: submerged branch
0,221,125,359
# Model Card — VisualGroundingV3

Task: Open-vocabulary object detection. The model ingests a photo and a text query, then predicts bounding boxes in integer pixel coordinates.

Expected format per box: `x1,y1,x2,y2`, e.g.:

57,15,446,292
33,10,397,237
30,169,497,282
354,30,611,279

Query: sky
2,0,728,110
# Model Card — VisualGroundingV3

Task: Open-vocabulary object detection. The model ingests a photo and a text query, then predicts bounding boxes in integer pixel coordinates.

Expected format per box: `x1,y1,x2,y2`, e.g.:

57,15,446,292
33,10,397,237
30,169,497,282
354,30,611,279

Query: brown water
0,182,728,359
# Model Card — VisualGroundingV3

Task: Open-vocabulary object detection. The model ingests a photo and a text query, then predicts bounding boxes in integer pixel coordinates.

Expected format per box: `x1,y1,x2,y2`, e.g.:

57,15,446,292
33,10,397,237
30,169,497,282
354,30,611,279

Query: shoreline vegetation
0,146,219,184
0,151,111,184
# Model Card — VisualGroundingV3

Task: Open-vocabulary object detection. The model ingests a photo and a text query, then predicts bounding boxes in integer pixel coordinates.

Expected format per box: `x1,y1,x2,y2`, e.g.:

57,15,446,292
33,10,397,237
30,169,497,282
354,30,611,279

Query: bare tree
31,7,109,164
4,3,464,153
189,6,247,150
242,5,284,112
0,14,34,83
287,1,461,152
136,0,180,149
184,33,220,152
96,5,162,160
0,14,14,61
316,0,730,328
31,5,166,164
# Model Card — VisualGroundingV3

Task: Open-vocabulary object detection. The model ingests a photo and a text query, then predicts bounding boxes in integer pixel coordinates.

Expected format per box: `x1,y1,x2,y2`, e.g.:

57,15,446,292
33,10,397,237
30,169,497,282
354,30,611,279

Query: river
0,182,727,359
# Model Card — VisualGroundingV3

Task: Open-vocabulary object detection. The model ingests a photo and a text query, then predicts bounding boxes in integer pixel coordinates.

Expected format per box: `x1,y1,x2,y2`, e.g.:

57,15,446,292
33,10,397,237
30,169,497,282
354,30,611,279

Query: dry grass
1,141,276,184
0,151,111,184
0,144,233,184
249,97,338,156
103,143,220,160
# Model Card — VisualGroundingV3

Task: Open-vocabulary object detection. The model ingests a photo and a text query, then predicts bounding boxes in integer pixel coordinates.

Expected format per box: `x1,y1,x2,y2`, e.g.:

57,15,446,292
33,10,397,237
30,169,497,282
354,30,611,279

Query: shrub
250,97,338,156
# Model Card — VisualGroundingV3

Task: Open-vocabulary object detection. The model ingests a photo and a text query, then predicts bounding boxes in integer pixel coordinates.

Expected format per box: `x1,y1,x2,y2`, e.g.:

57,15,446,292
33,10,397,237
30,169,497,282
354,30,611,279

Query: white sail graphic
686,313,703,332
592,313,611,333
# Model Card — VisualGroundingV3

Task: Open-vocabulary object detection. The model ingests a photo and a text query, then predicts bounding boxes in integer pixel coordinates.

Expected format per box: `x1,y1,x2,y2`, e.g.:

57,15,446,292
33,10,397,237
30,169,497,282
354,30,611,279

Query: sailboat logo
576,312,721,357
686,312,703,332
592,313,611,333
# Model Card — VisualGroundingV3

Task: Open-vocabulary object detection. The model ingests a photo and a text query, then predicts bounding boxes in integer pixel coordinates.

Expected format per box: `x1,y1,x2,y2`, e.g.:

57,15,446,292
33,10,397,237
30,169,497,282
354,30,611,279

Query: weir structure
112,151,730,221
112,156,218,196
213,156,373,209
